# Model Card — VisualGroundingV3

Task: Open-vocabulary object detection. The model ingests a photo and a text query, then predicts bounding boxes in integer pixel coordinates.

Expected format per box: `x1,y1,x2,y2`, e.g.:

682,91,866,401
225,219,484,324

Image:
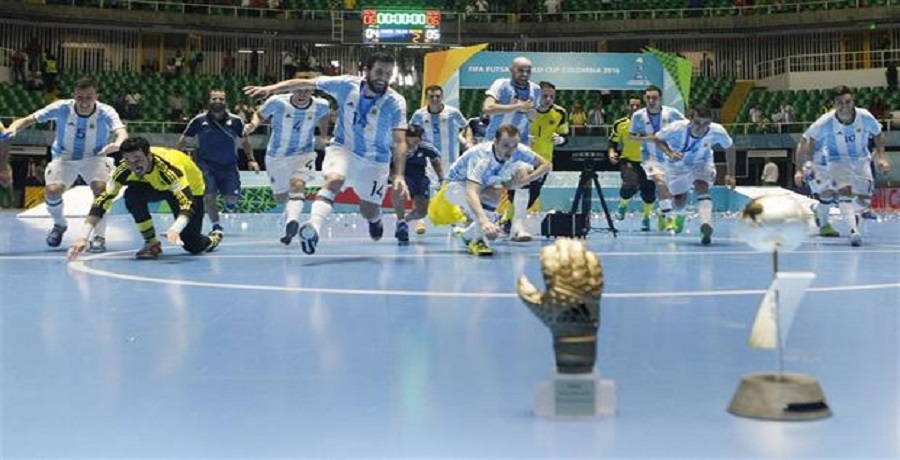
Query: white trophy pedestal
535,371,616,419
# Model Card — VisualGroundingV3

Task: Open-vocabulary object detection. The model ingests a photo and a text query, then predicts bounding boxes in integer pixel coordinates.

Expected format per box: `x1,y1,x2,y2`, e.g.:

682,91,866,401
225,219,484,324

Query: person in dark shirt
392,125,444,245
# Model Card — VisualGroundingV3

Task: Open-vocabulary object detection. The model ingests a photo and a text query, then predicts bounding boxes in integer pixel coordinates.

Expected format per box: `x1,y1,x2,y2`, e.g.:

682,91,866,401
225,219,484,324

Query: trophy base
727,372,831,421
535,371,616,419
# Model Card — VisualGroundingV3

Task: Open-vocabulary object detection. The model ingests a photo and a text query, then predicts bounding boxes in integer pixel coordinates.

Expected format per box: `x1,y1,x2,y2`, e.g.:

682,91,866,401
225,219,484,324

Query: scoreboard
361,9,441,45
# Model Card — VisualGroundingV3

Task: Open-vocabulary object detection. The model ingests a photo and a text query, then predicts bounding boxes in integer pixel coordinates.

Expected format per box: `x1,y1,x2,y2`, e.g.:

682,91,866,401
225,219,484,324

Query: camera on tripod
541,149,618,238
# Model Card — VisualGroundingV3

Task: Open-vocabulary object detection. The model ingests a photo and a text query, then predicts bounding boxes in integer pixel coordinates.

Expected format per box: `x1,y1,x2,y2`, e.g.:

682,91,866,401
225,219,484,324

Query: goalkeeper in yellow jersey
501,81,567,240
609,97,655,231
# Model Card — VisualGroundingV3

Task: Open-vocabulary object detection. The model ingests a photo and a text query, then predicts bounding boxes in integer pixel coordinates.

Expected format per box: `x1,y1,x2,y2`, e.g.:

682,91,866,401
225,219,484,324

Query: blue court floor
1,210,898,459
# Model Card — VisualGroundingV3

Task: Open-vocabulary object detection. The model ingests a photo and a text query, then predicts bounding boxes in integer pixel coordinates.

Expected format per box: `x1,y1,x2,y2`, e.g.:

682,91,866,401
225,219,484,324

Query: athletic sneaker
416,221,427,235
467,239,494,256
209,223,224,238
280,220,299,246
511,230,533,242
615,202,627,220
640,216,651,232
700,223,713,245
819,224,840,237
849,230,862,247
673,215,686,234
395,221,409,245
135,241,163,260
658,214,668,232
368,219,384,241
206,233,222,252
298,223,319,255
87,235,106,253
46,224,67,247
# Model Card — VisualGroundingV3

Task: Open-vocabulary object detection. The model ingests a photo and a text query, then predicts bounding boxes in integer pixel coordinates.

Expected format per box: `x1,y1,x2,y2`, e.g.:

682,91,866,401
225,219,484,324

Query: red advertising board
872,187,900,210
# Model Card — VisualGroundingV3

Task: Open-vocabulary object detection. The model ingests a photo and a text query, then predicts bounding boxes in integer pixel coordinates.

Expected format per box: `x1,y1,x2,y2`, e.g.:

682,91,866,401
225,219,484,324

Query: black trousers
124,183,211,254
619,159,655,204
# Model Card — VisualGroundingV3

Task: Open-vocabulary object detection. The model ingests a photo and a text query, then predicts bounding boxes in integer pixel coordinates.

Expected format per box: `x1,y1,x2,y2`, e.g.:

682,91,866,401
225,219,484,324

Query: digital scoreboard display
362,9,441,45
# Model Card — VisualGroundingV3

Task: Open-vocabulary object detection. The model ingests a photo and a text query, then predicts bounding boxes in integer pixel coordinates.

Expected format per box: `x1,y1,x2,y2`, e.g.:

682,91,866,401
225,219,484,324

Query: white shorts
45,156,114,187
322,145,390,204
665,163,716,196
266,153,316,195
444,181,502,211
827,160,873,196
806,163,836,195
641,159,666,179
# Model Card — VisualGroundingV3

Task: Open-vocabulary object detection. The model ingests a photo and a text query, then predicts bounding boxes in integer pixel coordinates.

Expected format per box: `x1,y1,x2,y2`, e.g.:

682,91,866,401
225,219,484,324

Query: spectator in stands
125,88,143,120
709,91,723,122
569,102,588,135
169,90,185,122
869,98,886,128
250,50,259,77
543,0,561,21
222,51,236,77
588,102,606,135
886,62,898,91
283,51,297,80
189,48,204,76
164,59,177,80
26,37,41,72
749,104,767,132
11,48,27,85
174,50,185,77
42,51,59,92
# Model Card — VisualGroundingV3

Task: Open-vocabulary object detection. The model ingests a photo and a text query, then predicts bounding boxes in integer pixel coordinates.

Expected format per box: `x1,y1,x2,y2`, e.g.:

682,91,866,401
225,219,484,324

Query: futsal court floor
1,209,898,458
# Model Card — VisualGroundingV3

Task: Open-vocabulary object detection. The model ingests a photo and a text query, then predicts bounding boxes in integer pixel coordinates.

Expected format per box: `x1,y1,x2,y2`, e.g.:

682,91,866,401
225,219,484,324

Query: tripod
569,164,618,237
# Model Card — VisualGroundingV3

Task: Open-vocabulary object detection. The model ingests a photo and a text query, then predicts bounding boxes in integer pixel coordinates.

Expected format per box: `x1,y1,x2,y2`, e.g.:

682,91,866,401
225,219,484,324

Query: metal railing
757,48,900,79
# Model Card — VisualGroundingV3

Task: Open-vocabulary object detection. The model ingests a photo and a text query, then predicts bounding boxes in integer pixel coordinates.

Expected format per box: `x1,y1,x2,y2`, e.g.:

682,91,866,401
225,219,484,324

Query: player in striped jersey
432,125,551,256
654,105,736,245
2,77,127,251
245,87,331,245
609,97,655,231
794,85,889,246
409,85,466,235
483,56,541,145
629,85,684,232
244,52,409,255
67,137,220,261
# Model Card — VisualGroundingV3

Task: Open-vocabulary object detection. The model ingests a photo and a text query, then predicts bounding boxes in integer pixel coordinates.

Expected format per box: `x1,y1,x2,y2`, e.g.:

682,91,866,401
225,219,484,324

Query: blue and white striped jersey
259,95,331,157
629,106,684,163
483,78,541,144
803,108,881,163
409,104,467,164
446,141,537,186
33,100,124,160
316,75,407,164
656,120,733,166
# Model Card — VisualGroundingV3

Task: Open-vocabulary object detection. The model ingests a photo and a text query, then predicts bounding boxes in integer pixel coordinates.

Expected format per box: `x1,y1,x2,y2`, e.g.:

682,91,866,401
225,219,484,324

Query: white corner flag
749,272,817,349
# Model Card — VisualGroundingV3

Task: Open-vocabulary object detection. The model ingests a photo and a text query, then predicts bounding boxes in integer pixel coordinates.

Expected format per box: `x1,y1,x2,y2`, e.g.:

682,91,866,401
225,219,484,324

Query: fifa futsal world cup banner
422,45,692,112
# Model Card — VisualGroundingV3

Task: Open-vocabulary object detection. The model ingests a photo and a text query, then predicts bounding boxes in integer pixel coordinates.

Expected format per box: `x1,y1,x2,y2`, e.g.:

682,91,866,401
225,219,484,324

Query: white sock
463,221,482,241
697,195,712,225
45,197,66,227
366,209,382,223
816,200,833,227
838,198,856,234
285,197,304,224
513,188,529,223
658,198,673,213
93,215,108,238
309,199,332,233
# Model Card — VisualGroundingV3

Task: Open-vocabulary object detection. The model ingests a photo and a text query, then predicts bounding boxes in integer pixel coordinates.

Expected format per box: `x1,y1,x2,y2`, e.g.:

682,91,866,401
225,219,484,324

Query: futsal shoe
819,224,840,237
657,214,668,232
209,223,224,239
467,239,494,256
673,215,686,234
368,219,384,241
87,235,106,253
298,223,319,255
206,233,222,252
135,241,162,260
416,221,427,235
640,216,651,232
46,224,67,247
615,202,627,220
849,230,862,247
280,220,299,246
700,223,713,245
395,221,410,245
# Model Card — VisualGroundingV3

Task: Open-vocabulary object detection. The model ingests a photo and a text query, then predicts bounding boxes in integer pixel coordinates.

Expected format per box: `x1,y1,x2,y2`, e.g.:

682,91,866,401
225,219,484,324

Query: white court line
68,259,900,299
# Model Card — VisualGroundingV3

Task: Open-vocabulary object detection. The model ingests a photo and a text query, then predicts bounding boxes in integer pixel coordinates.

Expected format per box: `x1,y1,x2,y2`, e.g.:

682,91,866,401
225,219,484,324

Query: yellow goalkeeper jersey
609,116,642,162
529,104,569,161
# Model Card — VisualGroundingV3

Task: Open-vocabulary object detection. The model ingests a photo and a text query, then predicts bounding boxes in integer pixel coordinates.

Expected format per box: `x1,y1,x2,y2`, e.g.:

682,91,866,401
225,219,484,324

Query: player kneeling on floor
68,137,221,261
